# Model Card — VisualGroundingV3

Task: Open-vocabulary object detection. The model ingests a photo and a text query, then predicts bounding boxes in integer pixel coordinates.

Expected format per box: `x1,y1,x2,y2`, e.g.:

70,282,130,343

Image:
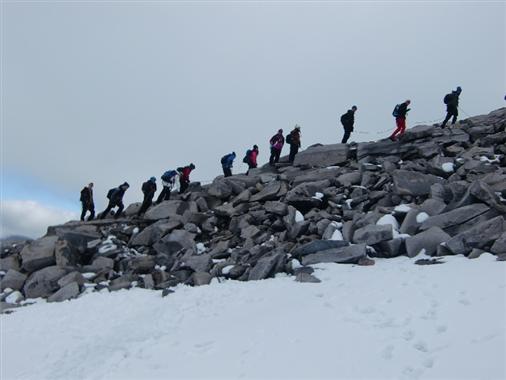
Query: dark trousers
156,186,171,203
269,148,281,165
179,179,189,194
289,144,299,163
341,128,352,144
441,107,458,128
222,167,232,177
100,201,124,219
138,195,154,216
80,202,95,221
246,163,256,175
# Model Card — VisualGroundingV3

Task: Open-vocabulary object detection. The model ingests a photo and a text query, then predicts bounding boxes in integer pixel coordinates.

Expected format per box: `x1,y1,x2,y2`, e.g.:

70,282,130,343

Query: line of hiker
80,87,464,221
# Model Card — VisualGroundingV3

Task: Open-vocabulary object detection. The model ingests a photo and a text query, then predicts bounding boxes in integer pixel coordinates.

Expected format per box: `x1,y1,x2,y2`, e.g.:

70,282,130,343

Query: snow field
1,254,505,380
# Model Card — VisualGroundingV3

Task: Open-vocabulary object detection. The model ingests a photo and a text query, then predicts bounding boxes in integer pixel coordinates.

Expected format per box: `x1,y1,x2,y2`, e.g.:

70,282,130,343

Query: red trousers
390,118,406,140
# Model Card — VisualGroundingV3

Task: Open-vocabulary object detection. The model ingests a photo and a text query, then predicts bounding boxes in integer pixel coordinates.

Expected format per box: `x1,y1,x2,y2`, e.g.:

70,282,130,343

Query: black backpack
443,94,452,104
106,188,116,200
286,133,293,144
221,155,228,165
392,104,401,117
242,149,252,164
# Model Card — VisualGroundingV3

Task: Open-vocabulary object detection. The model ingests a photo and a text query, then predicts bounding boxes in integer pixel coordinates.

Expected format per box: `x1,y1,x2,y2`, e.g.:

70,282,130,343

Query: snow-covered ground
2,254,505,380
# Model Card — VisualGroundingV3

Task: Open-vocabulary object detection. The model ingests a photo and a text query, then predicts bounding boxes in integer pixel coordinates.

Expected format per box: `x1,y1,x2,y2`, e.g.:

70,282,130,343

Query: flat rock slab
295,272,321,283
353,225,393,245
48,282,80,303
0,270,27,291
248,253,284,281
250,181,282,202
129,219,182,246
144,200,197,220
20,236,58,273
301,244,367,265
420,203,490,231
292,240,349,259
445,216,505,255
293,144,349,167
405,227,451,257
23,266,69,299
392,170,444,196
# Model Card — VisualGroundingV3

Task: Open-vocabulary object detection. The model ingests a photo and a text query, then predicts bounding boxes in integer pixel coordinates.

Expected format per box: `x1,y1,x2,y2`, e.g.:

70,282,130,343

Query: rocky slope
2,108,506,310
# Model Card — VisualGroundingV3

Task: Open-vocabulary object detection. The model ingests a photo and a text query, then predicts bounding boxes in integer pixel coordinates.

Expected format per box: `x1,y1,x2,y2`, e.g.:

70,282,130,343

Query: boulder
129,219,182,246
57,229,101,253
292,240,349,259
83,256,114,273
57,271,85,288
54,240,79,267
445,216,505,255
191,272,212,286
108,275,135,291
293,144,349,167
127,256,156,274
405,227,451,257
264,201,288,216
0,270,27,291
153,230,196,256
420,204,490,231
0,255,21,272
419,199,447,216
336,172,362,187
353,225,393,245
250,181,282,202
182,254,212,273
48,282,80,303
144,200,196,220
399,209,423,235
207,179,233,199
301,244,367,265
248,253,285,280
490,232,506,255
23,266,69,299
295,272,321,283
20,236,58,272
392,170,444,196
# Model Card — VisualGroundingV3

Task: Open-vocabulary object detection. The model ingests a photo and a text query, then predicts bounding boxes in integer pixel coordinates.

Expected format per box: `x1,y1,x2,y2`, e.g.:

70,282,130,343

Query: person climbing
79,182,95,221
177,163,195,194
156,169,178,203
340,106,357,144
137,177,157,216
100,182,130,219
287,125,301,163
221,152,236,177
269,129,285,165
243,145,259,174
440,86,462,128
390,100,411,141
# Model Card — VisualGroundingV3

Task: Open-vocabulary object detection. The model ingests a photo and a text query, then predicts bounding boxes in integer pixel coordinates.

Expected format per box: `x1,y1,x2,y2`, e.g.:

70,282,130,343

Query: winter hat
456,86,462,93
278,129,283,133
253,144,258,150
352,105,357,111
150,177,156,182
232,152,236,157
189,163,195,169
294,124,301,130
122,182,130,188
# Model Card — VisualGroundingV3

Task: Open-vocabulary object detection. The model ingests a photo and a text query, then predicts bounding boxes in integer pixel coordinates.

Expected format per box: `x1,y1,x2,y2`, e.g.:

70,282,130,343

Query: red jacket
179,166,193,182
250,150,258,166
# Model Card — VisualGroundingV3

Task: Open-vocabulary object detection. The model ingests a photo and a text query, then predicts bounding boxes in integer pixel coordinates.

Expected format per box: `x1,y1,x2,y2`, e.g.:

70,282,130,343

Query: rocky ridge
2,108,506,311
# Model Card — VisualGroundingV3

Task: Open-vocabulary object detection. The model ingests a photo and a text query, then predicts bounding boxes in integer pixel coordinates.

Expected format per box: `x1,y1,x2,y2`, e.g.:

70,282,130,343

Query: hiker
100,182,130,219
269,129,285,165
221,152,236,177
156,170,178,203
390,100,411,141
340,106,357,144
79,182,95,221
137,177,157,216
177,163,195,194
243,145,259,174
287,125,301,163
440,87,462,128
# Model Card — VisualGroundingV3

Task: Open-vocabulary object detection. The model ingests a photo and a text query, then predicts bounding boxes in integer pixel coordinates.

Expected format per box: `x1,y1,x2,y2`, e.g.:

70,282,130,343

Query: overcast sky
1,1,505,238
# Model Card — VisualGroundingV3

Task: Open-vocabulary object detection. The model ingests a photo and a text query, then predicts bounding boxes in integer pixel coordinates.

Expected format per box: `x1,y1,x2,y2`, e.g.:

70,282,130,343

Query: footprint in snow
403,330,415,341
413,340,429,353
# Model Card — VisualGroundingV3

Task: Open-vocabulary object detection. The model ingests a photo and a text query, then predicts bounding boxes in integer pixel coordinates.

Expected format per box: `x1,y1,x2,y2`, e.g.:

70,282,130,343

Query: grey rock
143,274,155,289
420,204,490,231
0,255,21,272
153,230,196,256
264,201,288,216
162,288,175,297
84,256,114,273
490,232,506,255
108,275,134,291
20,236,58,273
208,179,233,199
405,227,451,257
144,200,196,220
353,225,393,245
225,265,248,279
336,172,362,187
419,199,447,216
467,249,485,259
123,202,141,217
248,253,284,280
0,270,27,291
445,216,505,255
182,254,212,273
23,266,69,299
57,229,101,253
48,282,80,303
54,240,79,267
292,240,349,259
293,144,349,167
250,181,282,202
129,219,182,246
57,271,85,288
292,167,342,186
191,272,212,286
399,209,422,235
392,170,444,196
241,225,261,240
301,244,367,265
373,238,404,258
295,272,321,283
128,255,156,274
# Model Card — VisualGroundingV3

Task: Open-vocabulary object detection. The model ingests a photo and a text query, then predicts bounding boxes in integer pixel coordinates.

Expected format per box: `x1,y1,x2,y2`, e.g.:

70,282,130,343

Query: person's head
405,99,411,105
456,86,462,94
278,129,283,134
351,105,357,112
88,182,94,188
150,177,156,182
189,163,195,170
121,182,130,190
253,144,258,150
231,152,236,158
294,124,301,131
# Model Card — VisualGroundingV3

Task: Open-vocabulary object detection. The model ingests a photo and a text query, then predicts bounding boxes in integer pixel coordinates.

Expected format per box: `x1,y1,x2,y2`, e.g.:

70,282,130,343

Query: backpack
392,104,401,118
443,94,451,104
161,170,177,182
220,155,228,165
286,133,293,144
106,188,116,200
243,149,252,164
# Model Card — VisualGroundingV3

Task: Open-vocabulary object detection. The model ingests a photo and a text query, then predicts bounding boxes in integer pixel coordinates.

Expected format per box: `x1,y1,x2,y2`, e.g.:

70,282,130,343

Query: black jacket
445,92,460,109
340,110,355,130
109,187,126,204
141,181,157,197
80,187,93,205
396,102,410,119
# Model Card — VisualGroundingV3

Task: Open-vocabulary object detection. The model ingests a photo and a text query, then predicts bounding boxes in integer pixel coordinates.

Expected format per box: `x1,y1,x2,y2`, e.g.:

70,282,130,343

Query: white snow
441,162,455,173
5,291,23,304
98,236,117,254
312,192,324,200
295,210,304,223
394,204,412,213
480,155,501,163
377,214,400,230
416,212,430,223
2,255,506,380
330,229,344,241
81,272,96,280
221,265,234,275
196,242,206,254
132,227,139,235
290,259,302,269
